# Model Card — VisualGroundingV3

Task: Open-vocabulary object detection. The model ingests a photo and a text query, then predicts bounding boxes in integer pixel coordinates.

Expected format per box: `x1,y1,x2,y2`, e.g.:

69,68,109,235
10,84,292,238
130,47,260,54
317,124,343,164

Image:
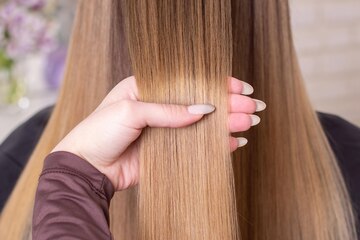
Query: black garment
0,105,53,211
1,106,360,226
318,112,360,226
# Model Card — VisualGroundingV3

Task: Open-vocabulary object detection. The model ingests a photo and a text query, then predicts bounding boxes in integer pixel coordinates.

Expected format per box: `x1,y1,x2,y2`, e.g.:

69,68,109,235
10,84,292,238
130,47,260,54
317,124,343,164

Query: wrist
51,146,119,190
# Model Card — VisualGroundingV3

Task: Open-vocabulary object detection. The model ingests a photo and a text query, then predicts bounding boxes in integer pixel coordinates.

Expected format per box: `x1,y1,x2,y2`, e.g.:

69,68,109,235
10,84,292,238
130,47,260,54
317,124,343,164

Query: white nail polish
187,104,216,114
241,82,254,95
237,137,248,147
250,114,261,126
254,99,266,112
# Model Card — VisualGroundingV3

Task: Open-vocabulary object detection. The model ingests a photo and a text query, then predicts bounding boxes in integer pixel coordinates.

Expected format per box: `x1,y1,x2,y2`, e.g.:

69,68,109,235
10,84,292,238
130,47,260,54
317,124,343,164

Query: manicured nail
241,82,254,95
187,104,216,114
254,99,266,112
237,137,248,147
250,114,261,126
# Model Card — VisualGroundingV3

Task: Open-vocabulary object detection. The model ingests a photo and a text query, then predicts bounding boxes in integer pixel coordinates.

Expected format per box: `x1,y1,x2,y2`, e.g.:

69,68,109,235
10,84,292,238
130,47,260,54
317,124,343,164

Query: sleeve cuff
42,151,115,202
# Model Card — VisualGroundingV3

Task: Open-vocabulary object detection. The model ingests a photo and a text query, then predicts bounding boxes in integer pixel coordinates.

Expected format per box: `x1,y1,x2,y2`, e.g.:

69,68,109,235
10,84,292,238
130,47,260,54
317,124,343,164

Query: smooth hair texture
122,1,238,239
0,0,357,239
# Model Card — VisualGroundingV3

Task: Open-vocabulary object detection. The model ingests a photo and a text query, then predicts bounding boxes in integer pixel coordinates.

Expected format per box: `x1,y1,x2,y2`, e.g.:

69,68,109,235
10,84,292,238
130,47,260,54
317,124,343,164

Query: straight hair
0,0,357,239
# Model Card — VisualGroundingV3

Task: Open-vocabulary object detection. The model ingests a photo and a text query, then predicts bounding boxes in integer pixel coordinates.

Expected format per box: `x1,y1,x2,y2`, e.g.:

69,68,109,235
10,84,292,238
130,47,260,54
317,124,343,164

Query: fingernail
237,137,248,147
250,114,261,126
241,82,254,95
254,99,266,112
187,104,216,114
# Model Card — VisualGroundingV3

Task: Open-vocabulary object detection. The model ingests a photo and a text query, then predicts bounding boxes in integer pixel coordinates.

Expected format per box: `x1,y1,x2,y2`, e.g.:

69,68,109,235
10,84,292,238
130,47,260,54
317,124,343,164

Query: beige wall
290,0,360,125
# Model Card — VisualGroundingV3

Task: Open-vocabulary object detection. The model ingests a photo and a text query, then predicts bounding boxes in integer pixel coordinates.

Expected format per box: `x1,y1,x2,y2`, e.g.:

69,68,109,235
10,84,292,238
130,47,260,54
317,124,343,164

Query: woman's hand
51,76,266,191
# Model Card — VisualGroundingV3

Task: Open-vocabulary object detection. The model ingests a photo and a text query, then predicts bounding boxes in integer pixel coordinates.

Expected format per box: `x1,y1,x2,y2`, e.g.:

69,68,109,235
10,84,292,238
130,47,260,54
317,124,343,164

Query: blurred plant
0,0,57,105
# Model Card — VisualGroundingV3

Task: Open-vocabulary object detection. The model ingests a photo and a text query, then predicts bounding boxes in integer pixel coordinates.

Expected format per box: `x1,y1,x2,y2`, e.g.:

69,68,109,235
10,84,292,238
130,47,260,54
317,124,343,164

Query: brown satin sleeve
32,151,115,240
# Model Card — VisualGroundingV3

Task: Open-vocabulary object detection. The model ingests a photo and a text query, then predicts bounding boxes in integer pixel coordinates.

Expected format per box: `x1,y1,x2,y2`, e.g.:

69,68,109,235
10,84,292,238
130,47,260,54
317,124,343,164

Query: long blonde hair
0,0,357,239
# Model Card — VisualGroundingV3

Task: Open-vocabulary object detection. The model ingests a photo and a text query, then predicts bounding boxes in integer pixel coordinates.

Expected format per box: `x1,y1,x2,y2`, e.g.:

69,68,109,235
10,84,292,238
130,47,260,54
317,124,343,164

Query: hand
51,76,266,191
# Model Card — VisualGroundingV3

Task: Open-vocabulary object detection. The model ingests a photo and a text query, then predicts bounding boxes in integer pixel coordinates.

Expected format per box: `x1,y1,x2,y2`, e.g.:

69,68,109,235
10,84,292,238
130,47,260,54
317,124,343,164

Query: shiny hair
0,0,356,239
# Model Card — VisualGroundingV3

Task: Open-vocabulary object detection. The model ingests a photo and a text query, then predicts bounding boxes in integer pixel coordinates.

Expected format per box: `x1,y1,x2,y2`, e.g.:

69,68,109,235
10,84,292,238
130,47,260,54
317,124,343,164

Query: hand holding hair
51,76,266,191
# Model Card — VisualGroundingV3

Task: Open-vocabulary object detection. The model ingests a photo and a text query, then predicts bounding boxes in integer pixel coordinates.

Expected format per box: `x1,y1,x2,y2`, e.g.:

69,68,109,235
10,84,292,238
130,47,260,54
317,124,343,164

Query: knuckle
117,99,134,116
160,104,179,125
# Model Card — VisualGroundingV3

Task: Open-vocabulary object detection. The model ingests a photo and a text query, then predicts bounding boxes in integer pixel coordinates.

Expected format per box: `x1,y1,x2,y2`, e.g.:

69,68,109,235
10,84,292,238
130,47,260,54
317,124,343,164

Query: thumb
125,101,216,129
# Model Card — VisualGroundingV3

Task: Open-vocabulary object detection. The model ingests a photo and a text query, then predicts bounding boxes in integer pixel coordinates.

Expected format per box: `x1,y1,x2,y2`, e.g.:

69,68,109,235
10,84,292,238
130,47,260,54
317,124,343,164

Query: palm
114,140,140,190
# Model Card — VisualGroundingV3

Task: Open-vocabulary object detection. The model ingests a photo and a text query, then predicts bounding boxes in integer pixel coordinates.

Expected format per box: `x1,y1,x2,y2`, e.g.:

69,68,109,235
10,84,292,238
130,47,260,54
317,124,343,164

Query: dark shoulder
317,111,360,229
317,111,360,166
1,105,54,163
316,111,360,174
0,105,54,211
317,111,360,145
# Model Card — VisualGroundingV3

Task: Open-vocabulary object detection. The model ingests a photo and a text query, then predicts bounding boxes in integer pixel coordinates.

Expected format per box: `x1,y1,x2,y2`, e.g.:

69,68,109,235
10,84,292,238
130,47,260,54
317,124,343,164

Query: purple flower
0,1,57,59
44,45,67,89
0,2,23,25
14,0,46,10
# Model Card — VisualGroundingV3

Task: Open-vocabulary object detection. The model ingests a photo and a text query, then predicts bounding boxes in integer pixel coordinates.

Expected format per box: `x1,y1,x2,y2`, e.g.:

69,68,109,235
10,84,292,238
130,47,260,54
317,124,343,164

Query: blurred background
0,0,359,142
